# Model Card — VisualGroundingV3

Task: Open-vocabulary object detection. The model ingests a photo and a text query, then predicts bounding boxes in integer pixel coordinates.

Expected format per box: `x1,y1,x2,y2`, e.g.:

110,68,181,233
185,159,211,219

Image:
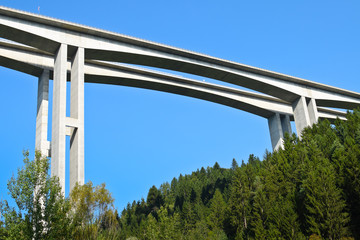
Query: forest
1,110,360,239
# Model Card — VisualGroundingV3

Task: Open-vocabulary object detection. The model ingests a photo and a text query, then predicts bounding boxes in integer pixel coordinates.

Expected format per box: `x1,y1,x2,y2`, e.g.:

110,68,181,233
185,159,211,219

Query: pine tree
144,214,159,240
147,186,163,215
157,207,181,239
231,158,239,171
303,141,350,239
250,177,267,239
228,167,251,239
334,110,360,238
207,189,226,230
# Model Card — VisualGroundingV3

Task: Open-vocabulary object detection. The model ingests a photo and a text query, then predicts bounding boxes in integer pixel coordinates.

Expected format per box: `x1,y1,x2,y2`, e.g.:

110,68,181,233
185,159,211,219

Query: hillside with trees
1,110,360,239
118,110,360,240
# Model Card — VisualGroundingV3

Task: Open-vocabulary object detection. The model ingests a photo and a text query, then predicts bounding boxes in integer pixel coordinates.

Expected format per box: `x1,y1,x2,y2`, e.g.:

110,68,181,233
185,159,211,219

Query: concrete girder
0,40,347,123
317,107,348,123
0,7,360,109
0,39,348,160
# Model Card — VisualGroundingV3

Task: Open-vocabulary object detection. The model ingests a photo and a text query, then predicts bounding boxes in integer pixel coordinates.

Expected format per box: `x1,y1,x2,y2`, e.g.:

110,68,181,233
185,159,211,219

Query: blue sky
0,1,359,211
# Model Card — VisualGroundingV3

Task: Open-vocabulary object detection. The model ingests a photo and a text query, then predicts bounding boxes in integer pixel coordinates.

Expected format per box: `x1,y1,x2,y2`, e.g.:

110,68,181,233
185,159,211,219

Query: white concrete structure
35,69,50,156
0,6,358,193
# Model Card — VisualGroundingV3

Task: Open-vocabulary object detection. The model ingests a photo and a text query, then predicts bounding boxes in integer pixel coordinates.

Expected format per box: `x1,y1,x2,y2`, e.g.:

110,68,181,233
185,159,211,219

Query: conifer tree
231,158,239,171
250,176,268,239
157,207,181,239
228,167,251,239
303,141,350,239
207,189,226,230
144,214,159,240
147,186,163,214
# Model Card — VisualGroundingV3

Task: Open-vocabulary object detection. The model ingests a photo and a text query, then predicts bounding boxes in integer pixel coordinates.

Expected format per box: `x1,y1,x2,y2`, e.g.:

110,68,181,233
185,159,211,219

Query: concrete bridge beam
1,8,360,109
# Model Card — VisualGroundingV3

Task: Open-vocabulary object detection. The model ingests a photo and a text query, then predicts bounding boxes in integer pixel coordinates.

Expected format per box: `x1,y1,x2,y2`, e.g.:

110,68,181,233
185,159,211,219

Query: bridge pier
268,113,292,151
292,96,318,137
307,98,319,125
49,44,85,195
69,47,85,193
51,43,67,194
35,69,50,156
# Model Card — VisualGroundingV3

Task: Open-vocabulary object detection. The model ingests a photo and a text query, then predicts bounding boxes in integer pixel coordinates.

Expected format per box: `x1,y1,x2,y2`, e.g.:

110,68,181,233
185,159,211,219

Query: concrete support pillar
307,98,319,125
268,113,283,151
292,96,311,136
51,43,67,194
280,114,292,135
268,113,292,151
292,96,319,137
69,47,85,193
35,69,50,157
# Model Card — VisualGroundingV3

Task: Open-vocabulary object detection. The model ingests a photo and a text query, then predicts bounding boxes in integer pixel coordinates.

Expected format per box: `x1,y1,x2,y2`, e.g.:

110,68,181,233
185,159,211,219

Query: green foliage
3,110,360,239
147,185,163,215
119,110,360,239
70,181,120,239
0,152,119,240
302,151,349,239
207,189,226,230
0,151,71,239
231,158,239,171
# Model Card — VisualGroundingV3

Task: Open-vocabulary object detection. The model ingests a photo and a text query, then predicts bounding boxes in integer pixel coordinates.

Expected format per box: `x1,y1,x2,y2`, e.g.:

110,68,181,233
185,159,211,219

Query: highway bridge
0,6,358,194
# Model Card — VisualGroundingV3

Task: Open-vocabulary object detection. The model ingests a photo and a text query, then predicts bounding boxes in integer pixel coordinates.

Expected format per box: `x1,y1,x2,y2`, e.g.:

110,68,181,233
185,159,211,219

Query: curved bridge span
0,6,358,194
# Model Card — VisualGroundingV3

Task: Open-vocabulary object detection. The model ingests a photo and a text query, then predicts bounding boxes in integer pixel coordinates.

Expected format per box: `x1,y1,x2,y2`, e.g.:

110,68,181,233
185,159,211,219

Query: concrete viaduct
0,6,359,194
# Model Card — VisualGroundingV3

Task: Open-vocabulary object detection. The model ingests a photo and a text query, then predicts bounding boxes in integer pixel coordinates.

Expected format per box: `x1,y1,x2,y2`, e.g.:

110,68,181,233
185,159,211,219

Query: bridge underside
0,6,357,194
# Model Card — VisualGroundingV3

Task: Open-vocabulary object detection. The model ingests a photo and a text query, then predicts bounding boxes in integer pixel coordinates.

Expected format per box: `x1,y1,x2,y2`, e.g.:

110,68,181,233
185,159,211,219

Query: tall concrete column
268,113,292,151
292,96,319,137
51,43,67,194
69,47,85,193
292,96,311,136
307,98,319,125
280,114,292,135
35,69,50,156
268,113,284,151
35,71,49,232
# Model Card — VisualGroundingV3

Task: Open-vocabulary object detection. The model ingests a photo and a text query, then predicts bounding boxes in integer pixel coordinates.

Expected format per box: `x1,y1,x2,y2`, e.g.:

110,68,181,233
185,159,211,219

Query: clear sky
0,0,359,211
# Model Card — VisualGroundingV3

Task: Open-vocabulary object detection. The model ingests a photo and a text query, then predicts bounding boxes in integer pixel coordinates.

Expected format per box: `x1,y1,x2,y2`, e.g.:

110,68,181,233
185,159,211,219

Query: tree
146,186,163,215
334,110,360,238
69,181,119,239
144,214,159,240
231,159,239,171
157,207,181,239
228,167,252,239
207,189,226,230
303,141,350,239
0,220,7,239
0,151,71,239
